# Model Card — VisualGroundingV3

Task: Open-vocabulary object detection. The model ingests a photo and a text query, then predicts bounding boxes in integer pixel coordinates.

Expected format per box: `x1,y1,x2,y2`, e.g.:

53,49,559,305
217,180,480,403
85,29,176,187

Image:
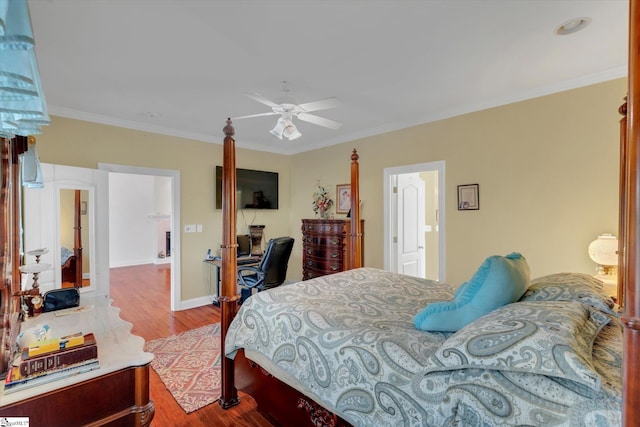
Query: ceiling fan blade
297,97,340,112
245,92,280,108
297,112,342,130
234,111,279,120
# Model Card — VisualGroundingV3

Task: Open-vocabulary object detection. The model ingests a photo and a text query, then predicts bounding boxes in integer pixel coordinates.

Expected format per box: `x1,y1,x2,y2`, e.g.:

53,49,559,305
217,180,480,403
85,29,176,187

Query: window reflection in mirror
59,189,90,288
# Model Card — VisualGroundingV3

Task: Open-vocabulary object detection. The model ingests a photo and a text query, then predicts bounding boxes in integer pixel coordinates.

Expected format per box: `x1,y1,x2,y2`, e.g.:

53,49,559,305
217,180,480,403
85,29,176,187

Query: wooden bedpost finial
223,118,235,137
620,96,628,116
351,148,359,161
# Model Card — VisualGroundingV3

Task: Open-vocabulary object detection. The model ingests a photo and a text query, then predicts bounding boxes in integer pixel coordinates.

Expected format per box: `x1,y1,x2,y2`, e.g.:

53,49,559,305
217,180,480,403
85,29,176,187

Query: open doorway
384,161,446,282
98,163,181,311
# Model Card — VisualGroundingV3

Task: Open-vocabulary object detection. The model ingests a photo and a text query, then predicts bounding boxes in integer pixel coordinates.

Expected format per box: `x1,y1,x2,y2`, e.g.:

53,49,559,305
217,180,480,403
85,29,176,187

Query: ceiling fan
234,82,342,141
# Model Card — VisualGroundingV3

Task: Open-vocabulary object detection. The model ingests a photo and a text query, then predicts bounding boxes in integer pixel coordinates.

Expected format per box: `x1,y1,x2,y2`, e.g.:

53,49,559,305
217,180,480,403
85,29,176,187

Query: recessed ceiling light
555,17,591,35
146,112,162,119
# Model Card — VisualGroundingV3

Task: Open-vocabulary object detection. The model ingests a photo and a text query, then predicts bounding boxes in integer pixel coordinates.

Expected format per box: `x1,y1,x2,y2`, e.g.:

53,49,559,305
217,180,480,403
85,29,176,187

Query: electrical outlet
184,224,196,233
196,224,203,232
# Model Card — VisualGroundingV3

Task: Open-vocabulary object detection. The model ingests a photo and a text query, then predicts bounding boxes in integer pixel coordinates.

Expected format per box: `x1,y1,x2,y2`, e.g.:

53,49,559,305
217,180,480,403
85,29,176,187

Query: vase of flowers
312,184,333,219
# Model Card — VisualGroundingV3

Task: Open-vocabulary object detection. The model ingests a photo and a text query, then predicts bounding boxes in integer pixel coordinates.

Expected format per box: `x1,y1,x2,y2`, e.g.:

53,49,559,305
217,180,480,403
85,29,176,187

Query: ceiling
28,0,628,155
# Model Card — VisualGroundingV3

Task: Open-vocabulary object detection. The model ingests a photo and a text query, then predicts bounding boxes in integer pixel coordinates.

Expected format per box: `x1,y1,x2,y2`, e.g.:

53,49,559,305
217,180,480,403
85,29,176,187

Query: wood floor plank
109,264,273,427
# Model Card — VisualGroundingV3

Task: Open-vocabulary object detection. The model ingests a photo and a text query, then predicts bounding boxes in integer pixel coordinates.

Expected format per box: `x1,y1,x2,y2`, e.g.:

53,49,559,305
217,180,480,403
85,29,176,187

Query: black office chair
238,236,294,304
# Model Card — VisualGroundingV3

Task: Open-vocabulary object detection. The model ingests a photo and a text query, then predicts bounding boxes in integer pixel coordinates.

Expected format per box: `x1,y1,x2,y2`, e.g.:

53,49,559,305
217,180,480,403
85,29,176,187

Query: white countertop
0,295,153,406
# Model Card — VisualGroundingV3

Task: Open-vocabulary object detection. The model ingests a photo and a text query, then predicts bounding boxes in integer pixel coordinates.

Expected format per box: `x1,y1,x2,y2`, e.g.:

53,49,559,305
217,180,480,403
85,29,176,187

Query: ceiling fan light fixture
270,118,285,139
238,83,341,141
283,120,302,140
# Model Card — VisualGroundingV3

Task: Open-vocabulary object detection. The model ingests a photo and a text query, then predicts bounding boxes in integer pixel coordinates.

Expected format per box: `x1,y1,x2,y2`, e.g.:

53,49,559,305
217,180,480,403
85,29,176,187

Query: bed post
619,98,628,308
73,189,83,288
622,1,640,424
218,118,240,409
349,149,362,268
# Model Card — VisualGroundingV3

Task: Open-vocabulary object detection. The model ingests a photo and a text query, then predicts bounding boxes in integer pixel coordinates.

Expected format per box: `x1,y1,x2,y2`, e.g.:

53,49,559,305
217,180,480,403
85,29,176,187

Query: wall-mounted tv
215,166,279,210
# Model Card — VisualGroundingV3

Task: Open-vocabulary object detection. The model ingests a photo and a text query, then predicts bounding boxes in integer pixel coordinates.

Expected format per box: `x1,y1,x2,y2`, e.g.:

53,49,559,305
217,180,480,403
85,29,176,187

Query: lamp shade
588,234,618,266
270,118,285,139
282,121,301,140
0,0,50,138
21,136,43,188
270,116,302,140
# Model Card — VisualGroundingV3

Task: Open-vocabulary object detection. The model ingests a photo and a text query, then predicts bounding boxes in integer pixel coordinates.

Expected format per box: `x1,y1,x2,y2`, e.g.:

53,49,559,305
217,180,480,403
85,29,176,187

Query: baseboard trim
176,295,213,311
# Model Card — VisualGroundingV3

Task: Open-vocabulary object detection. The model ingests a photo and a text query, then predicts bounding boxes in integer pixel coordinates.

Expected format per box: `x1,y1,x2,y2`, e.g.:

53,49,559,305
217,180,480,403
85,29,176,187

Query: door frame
98,163,181,311
383,161,446,282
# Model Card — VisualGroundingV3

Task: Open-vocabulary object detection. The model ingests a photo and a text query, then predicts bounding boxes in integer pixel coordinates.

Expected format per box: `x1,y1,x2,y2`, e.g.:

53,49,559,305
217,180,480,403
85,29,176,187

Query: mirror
59,189,90,288
22,163,100,294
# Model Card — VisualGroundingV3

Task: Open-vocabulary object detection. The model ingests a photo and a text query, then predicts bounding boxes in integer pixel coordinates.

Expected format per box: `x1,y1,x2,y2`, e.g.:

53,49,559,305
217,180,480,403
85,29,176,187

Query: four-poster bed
217,3,640,425
218,127,626,425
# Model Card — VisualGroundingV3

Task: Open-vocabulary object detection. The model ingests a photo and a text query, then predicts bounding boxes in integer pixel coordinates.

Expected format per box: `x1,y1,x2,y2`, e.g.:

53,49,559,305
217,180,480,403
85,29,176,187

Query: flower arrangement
312,184,333,218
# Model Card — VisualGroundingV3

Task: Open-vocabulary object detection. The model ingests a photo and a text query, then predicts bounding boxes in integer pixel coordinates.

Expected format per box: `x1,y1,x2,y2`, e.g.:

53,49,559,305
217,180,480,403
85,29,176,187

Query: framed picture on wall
458,184,479,210
336,184,351,214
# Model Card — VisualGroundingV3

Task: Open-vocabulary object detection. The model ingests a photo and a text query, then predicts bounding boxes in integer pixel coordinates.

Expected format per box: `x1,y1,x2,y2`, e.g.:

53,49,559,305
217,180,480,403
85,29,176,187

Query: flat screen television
215,166,279,210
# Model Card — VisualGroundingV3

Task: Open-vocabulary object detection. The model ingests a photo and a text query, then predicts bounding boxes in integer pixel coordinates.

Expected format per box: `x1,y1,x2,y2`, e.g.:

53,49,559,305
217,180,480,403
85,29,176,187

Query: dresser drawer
303,244,343,260
304,256,343,274
302,220,350,234
303,269,325,280
303,235,344,246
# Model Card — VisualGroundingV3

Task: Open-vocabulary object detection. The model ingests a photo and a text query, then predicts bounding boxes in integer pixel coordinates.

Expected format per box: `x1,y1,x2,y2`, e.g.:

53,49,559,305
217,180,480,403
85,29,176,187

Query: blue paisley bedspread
225,267,622,426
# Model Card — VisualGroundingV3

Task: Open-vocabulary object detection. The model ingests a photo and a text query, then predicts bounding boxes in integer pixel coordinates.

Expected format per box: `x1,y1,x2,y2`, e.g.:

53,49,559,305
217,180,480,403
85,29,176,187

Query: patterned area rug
144,323,222,413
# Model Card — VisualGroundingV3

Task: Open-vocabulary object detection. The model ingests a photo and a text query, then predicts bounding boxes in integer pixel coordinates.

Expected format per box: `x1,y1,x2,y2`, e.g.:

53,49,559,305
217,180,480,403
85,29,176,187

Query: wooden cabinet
0,296,154,426
301,219,363,280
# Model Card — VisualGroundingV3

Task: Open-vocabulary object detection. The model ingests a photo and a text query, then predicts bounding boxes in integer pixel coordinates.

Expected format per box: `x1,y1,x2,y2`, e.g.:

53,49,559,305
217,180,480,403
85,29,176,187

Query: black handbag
43,288,80,312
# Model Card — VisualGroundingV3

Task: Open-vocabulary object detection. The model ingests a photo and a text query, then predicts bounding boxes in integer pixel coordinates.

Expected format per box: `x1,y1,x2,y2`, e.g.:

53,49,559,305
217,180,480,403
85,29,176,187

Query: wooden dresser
0,295,154,426
301,219,363,280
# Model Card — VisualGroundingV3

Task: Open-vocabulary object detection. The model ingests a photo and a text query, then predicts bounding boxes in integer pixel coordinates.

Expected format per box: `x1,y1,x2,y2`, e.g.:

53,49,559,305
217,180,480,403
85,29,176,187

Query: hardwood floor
109,264,274,427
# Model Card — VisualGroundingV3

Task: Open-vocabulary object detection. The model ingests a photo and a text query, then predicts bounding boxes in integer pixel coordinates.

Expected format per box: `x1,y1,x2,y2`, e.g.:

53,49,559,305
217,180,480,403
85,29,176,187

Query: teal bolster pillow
414,252,530,332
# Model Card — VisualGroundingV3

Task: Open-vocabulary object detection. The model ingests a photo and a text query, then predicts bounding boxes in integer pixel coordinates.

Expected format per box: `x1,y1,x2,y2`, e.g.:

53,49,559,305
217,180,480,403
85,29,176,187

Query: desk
0,295,154,426
204,256,261,306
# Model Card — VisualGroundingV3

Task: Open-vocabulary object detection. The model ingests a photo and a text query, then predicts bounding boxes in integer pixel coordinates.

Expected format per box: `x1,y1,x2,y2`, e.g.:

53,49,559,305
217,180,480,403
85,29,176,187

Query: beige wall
36,77,625,304
289,78,625,285
36,118,292,301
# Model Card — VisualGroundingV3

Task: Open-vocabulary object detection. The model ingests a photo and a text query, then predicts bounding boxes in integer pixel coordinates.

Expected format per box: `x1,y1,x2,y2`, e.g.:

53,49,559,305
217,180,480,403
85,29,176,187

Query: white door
23,163,110,296
396,173,425,277
384,161,446,282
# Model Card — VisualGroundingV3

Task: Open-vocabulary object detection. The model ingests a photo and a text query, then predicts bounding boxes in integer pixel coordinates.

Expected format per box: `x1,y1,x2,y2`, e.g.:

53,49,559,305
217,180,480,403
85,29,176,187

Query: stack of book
4,332,99,393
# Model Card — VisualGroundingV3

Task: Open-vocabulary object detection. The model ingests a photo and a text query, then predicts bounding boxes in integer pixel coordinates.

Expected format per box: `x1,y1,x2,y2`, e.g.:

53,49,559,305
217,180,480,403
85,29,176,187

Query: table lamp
588,233,618,297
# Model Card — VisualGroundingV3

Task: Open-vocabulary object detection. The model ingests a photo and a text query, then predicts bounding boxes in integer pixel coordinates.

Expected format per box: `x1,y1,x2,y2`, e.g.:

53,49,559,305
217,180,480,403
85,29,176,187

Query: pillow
414,252,530,332
423,300,610,393
520,272,616,315
61,246,73,264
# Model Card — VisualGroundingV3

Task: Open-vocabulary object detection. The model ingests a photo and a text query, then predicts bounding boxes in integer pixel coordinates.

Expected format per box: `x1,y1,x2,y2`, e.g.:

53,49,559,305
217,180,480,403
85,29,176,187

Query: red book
17,333,98,378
